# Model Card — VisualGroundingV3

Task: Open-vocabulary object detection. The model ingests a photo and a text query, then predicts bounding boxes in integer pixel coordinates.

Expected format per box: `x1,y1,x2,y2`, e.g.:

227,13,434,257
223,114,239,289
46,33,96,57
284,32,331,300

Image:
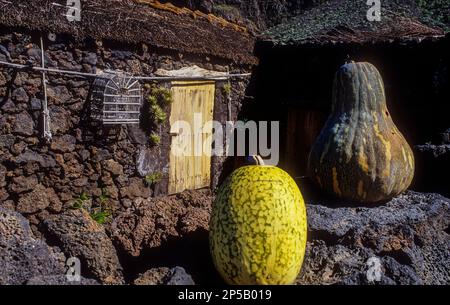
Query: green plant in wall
71,191,90,210
145,84,173,146
90,188,112,225
149,132,161,145
98,188,110,204
223,82,232,95
151,103,167,124
70,190,112,225
90,210,112,225
144,172,162,187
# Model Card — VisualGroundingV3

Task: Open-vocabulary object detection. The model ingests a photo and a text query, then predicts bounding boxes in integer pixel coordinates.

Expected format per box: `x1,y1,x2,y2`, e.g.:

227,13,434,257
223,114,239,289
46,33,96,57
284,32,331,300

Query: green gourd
308,62,415,203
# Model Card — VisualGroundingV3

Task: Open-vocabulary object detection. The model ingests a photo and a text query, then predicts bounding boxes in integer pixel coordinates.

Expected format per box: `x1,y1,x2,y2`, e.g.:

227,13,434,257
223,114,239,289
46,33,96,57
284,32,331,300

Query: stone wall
0,27,250,234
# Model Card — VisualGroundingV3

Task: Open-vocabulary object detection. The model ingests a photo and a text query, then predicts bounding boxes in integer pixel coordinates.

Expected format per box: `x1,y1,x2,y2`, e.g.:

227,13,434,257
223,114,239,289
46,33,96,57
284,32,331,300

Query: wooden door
168,81,215,194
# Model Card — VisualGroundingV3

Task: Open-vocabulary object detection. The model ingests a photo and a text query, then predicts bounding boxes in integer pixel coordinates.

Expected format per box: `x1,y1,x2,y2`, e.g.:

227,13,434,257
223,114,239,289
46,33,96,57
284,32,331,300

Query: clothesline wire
0,60,251,81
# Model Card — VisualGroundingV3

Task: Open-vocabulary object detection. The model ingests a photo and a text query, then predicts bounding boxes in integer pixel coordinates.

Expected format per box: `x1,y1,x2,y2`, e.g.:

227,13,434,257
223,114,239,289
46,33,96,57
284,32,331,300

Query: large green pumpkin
209,163,307,285
308,61,415,203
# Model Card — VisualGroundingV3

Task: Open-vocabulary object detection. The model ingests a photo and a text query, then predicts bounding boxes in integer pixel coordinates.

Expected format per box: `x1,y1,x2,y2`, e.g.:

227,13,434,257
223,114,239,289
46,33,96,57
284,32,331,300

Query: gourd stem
254,155,265,166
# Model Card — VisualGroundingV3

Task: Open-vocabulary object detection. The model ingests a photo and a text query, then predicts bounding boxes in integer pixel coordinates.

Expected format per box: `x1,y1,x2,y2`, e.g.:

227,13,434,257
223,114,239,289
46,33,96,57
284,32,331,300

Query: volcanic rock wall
0,28,249,235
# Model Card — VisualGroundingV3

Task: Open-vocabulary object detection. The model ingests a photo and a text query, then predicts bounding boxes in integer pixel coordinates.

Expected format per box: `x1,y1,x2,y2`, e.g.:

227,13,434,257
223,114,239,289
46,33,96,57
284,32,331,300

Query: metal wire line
0,60,251,81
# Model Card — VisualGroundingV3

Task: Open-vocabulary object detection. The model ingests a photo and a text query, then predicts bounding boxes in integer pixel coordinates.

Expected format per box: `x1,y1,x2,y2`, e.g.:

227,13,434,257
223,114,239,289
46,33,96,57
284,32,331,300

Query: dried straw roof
0,0,257,65
263,0,447,46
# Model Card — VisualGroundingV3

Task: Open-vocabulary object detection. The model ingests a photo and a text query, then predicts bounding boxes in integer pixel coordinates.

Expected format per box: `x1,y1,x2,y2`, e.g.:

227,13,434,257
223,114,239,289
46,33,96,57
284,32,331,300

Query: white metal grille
92,72,142,125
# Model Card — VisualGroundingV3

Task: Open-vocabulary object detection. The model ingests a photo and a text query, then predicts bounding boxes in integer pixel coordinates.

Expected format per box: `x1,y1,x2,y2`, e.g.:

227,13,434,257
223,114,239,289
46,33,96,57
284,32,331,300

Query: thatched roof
0,0,257,65
263,0,447,46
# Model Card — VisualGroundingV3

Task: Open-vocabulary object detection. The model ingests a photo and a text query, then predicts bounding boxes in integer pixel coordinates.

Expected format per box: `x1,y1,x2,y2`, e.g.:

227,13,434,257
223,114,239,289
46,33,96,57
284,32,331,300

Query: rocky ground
297,192,450,285
1,190,449,285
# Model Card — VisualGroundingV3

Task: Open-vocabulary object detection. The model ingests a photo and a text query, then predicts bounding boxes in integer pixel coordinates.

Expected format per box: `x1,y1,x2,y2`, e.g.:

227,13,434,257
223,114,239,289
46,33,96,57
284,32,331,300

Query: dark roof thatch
0,0,257,65
263,0,447,46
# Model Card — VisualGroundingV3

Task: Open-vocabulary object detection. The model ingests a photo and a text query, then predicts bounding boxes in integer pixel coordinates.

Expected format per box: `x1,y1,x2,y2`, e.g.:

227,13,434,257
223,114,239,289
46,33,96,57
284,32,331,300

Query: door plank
169,81,215,195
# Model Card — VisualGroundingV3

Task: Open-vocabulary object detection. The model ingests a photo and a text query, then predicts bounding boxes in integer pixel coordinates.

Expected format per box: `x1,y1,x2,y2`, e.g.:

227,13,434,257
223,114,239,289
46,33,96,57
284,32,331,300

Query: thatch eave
0,0,258,65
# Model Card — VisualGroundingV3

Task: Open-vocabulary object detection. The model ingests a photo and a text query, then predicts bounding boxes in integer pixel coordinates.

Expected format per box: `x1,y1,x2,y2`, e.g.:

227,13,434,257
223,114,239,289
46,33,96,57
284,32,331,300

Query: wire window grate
91,71,142,125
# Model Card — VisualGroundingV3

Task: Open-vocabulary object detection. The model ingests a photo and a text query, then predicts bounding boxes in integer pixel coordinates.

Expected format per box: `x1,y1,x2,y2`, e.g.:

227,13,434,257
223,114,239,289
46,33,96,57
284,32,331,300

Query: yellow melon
209,164,307,285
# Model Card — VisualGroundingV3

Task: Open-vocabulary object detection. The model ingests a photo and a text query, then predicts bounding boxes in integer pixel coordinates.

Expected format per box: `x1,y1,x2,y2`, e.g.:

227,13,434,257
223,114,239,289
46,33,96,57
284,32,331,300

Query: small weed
151,103,167,124
90,189,113,225
223,82,232,95
71,191,90,210
98,188,110,204
144,172,162,186
79,191,89,201
149,133,161,145
153,86,173,106
90,210,112,225
71,191,112,225
147,84,173,107
148,95,158,106
145,84,173,146
71,200,83,210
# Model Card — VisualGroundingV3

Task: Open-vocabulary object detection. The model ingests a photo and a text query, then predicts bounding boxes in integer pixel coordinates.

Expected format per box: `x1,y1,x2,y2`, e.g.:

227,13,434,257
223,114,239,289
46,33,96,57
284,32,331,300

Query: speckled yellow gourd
209,165,307,285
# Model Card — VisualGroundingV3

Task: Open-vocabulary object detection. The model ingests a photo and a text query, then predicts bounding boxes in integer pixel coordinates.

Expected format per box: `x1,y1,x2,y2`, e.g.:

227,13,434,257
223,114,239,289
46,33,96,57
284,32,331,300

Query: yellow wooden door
168,81,215,194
